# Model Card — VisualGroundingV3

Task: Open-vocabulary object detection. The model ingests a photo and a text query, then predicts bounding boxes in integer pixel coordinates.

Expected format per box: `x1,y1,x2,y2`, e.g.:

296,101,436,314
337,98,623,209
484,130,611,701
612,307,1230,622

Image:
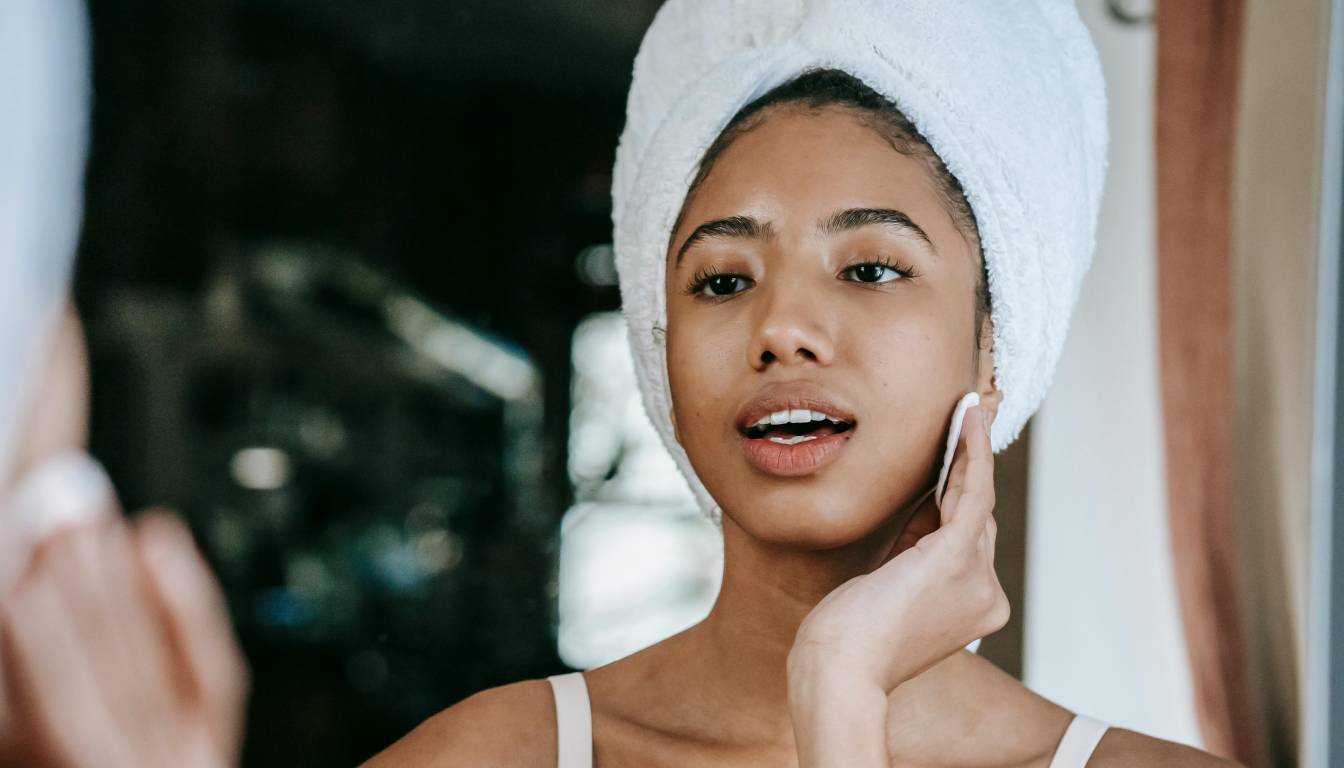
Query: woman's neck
670,509,911,746
588,497,1068,765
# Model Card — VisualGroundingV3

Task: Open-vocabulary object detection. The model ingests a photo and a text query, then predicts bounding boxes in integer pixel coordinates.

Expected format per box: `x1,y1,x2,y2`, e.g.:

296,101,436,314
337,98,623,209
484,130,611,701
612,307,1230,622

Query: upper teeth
754,409,841,427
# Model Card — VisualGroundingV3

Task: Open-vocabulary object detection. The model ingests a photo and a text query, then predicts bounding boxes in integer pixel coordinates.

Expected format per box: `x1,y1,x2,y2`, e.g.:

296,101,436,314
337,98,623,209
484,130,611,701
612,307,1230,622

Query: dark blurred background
74,1,663,764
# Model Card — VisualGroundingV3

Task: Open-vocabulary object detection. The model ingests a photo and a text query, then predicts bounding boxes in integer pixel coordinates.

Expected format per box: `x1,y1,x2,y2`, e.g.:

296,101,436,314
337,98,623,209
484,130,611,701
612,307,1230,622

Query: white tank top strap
1047,713,1110,768
546,672,593,768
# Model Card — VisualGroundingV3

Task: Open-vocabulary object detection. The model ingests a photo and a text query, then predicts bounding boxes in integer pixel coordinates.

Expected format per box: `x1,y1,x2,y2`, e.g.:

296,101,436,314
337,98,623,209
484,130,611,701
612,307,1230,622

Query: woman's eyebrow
818,207,935,252
674,215,775,266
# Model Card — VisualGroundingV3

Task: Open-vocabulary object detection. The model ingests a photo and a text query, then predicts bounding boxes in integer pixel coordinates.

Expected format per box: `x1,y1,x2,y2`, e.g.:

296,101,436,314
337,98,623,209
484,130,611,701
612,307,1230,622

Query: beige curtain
1155,0,1260,762
1159,0,1334,765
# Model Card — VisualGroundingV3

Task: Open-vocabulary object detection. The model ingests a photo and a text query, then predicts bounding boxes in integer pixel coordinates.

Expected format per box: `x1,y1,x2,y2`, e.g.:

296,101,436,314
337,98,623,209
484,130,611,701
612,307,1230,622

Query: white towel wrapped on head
612,0,1109,525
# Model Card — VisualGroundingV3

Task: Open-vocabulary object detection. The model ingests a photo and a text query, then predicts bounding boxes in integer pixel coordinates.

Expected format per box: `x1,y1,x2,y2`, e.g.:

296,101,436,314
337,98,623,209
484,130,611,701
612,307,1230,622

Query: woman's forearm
786,650,890,767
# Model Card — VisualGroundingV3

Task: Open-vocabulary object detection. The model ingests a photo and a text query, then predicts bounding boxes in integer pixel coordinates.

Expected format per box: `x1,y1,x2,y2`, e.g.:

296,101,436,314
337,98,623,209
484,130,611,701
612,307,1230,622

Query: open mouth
741,410,855,445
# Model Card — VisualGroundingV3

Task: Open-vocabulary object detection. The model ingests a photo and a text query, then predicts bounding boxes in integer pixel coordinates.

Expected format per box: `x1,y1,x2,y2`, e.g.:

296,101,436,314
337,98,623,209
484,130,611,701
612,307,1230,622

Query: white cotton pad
934,391,981,512
12,451,114,541
0,451,114,602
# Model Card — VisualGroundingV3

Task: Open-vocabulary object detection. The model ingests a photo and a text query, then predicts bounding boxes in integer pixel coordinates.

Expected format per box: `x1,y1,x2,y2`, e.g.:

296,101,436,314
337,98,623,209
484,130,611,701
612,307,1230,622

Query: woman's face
665,105,995,548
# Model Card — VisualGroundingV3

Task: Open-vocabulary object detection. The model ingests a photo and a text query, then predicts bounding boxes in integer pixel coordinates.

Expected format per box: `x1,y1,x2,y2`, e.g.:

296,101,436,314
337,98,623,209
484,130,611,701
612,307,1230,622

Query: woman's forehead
668,108,963,260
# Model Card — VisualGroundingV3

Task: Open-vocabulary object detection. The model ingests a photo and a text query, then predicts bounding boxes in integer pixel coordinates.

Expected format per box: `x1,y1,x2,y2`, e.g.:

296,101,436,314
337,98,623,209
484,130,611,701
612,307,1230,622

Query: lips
734,382,858,477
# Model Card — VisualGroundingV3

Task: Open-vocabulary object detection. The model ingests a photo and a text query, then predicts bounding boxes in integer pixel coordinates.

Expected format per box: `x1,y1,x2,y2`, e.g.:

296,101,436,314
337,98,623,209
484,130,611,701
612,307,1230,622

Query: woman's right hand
787,392,1008,695
0,503,249,768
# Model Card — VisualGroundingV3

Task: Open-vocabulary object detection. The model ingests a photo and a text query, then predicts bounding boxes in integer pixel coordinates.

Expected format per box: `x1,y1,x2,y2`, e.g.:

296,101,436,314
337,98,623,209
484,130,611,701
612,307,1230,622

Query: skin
372,106,1243,766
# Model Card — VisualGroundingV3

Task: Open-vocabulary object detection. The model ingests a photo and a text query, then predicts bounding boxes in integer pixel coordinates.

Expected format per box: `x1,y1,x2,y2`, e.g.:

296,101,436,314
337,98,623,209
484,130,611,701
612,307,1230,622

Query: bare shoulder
359,678,557,767
1089,728,1245,767
893,652,1245,768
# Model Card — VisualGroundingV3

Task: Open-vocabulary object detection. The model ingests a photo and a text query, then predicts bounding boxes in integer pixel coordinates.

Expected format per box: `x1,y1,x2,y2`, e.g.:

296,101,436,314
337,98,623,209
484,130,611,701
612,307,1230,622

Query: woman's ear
973,314,1002,425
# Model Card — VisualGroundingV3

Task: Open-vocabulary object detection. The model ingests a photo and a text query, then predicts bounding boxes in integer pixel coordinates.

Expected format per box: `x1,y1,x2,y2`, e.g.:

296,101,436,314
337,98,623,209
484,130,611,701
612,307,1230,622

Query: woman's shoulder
359,677,558,767
1088,728,1245,767
903,652,1242,767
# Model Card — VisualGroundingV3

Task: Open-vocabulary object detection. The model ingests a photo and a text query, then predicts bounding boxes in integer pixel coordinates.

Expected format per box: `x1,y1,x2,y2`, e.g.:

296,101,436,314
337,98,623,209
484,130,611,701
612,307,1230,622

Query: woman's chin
719,487,897,549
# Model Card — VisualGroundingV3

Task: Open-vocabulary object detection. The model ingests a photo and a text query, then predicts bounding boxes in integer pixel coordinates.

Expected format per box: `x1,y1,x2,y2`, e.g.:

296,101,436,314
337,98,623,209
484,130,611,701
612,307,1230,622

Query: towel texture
612,0,1108,525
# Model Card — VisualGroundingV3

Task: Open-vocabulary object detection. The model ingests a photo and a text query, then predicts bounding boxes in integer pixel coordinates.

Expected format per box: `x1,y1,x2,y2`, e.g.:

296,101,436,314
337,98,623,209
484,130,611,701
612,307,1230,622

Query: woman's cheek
668,325,744,479
862,300,962,385
666,325,718,450
854,319,956,467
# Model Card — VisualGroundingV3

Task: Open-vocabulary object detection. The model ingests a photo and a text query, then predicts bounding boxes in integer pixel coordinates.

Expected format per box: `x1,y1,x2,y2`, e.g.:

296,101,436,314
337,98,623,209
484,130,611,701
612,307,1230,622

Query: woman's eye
843,262,904,284
700,274,751,296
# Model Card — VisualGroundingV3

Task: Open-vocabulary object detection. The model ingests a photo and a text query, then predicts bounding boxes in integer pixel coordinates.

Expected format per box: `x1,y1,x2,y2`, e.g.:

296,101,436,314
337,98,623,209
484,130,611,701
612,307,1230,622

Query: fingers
938,404,995,544
2,523,150,767
937,421,969,529
57,519,190,762
74,520,185,759
2,517,235,768
0,456,238,768
0,452,118,744
975,506,1009,637
133,510,249,764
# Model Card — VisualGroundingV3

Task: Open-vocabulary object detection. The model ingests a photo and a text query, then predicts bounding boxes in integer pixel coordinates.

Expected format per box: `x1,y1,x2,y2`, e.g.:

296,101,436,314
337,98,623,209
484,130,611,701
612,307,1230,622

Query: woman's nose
746,278,835,371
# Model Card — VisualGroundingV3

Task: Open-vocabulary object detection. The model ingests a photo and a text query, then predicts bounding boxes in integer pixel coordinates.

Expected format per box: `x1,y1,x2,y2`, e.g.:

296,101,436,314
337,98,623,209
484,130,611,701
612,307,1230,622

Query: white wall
1022,2,1202,747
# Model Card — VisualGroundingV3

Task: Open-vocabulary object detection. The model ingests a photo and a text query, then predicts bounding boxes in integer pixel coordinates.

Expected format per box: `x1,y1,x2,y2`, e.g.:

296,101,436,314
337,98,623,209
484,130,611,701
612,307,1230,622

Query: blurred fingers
41,519,184,764
134,510,249,763
0,451,118,738
1,545,138,767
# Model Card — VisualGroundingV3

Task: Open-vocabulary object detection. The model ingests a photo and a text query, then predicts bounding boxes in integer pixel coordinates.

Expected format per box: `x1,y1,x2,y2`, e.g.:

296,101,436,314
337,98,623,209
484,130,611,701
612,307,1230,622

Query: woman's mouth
738,408,855,476
743,409,853,443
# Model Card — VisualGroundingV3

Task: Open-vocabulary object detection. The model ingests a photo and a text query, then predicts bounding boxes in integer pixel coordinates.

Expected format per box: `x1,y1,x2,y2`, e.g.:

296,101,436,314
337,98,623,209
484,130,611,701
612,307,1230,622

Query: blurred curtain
1154,0,1258,762
1157,1,1332,764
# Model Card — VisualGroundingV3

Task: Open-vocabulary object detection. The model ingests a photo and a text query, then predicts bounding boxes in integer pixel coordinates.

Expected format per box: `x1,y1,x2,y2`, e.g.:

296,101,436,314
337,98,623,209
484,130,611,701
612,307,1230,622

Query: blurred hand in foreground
0,303,247,767
0,488,249,768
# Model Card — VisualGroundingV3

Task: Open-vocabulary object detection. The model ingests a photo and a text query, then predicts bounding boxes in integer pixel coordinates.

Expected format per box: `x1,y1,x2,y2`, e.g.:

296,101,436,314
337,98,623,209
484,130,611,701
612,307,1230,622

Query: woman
369,1,1239,766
